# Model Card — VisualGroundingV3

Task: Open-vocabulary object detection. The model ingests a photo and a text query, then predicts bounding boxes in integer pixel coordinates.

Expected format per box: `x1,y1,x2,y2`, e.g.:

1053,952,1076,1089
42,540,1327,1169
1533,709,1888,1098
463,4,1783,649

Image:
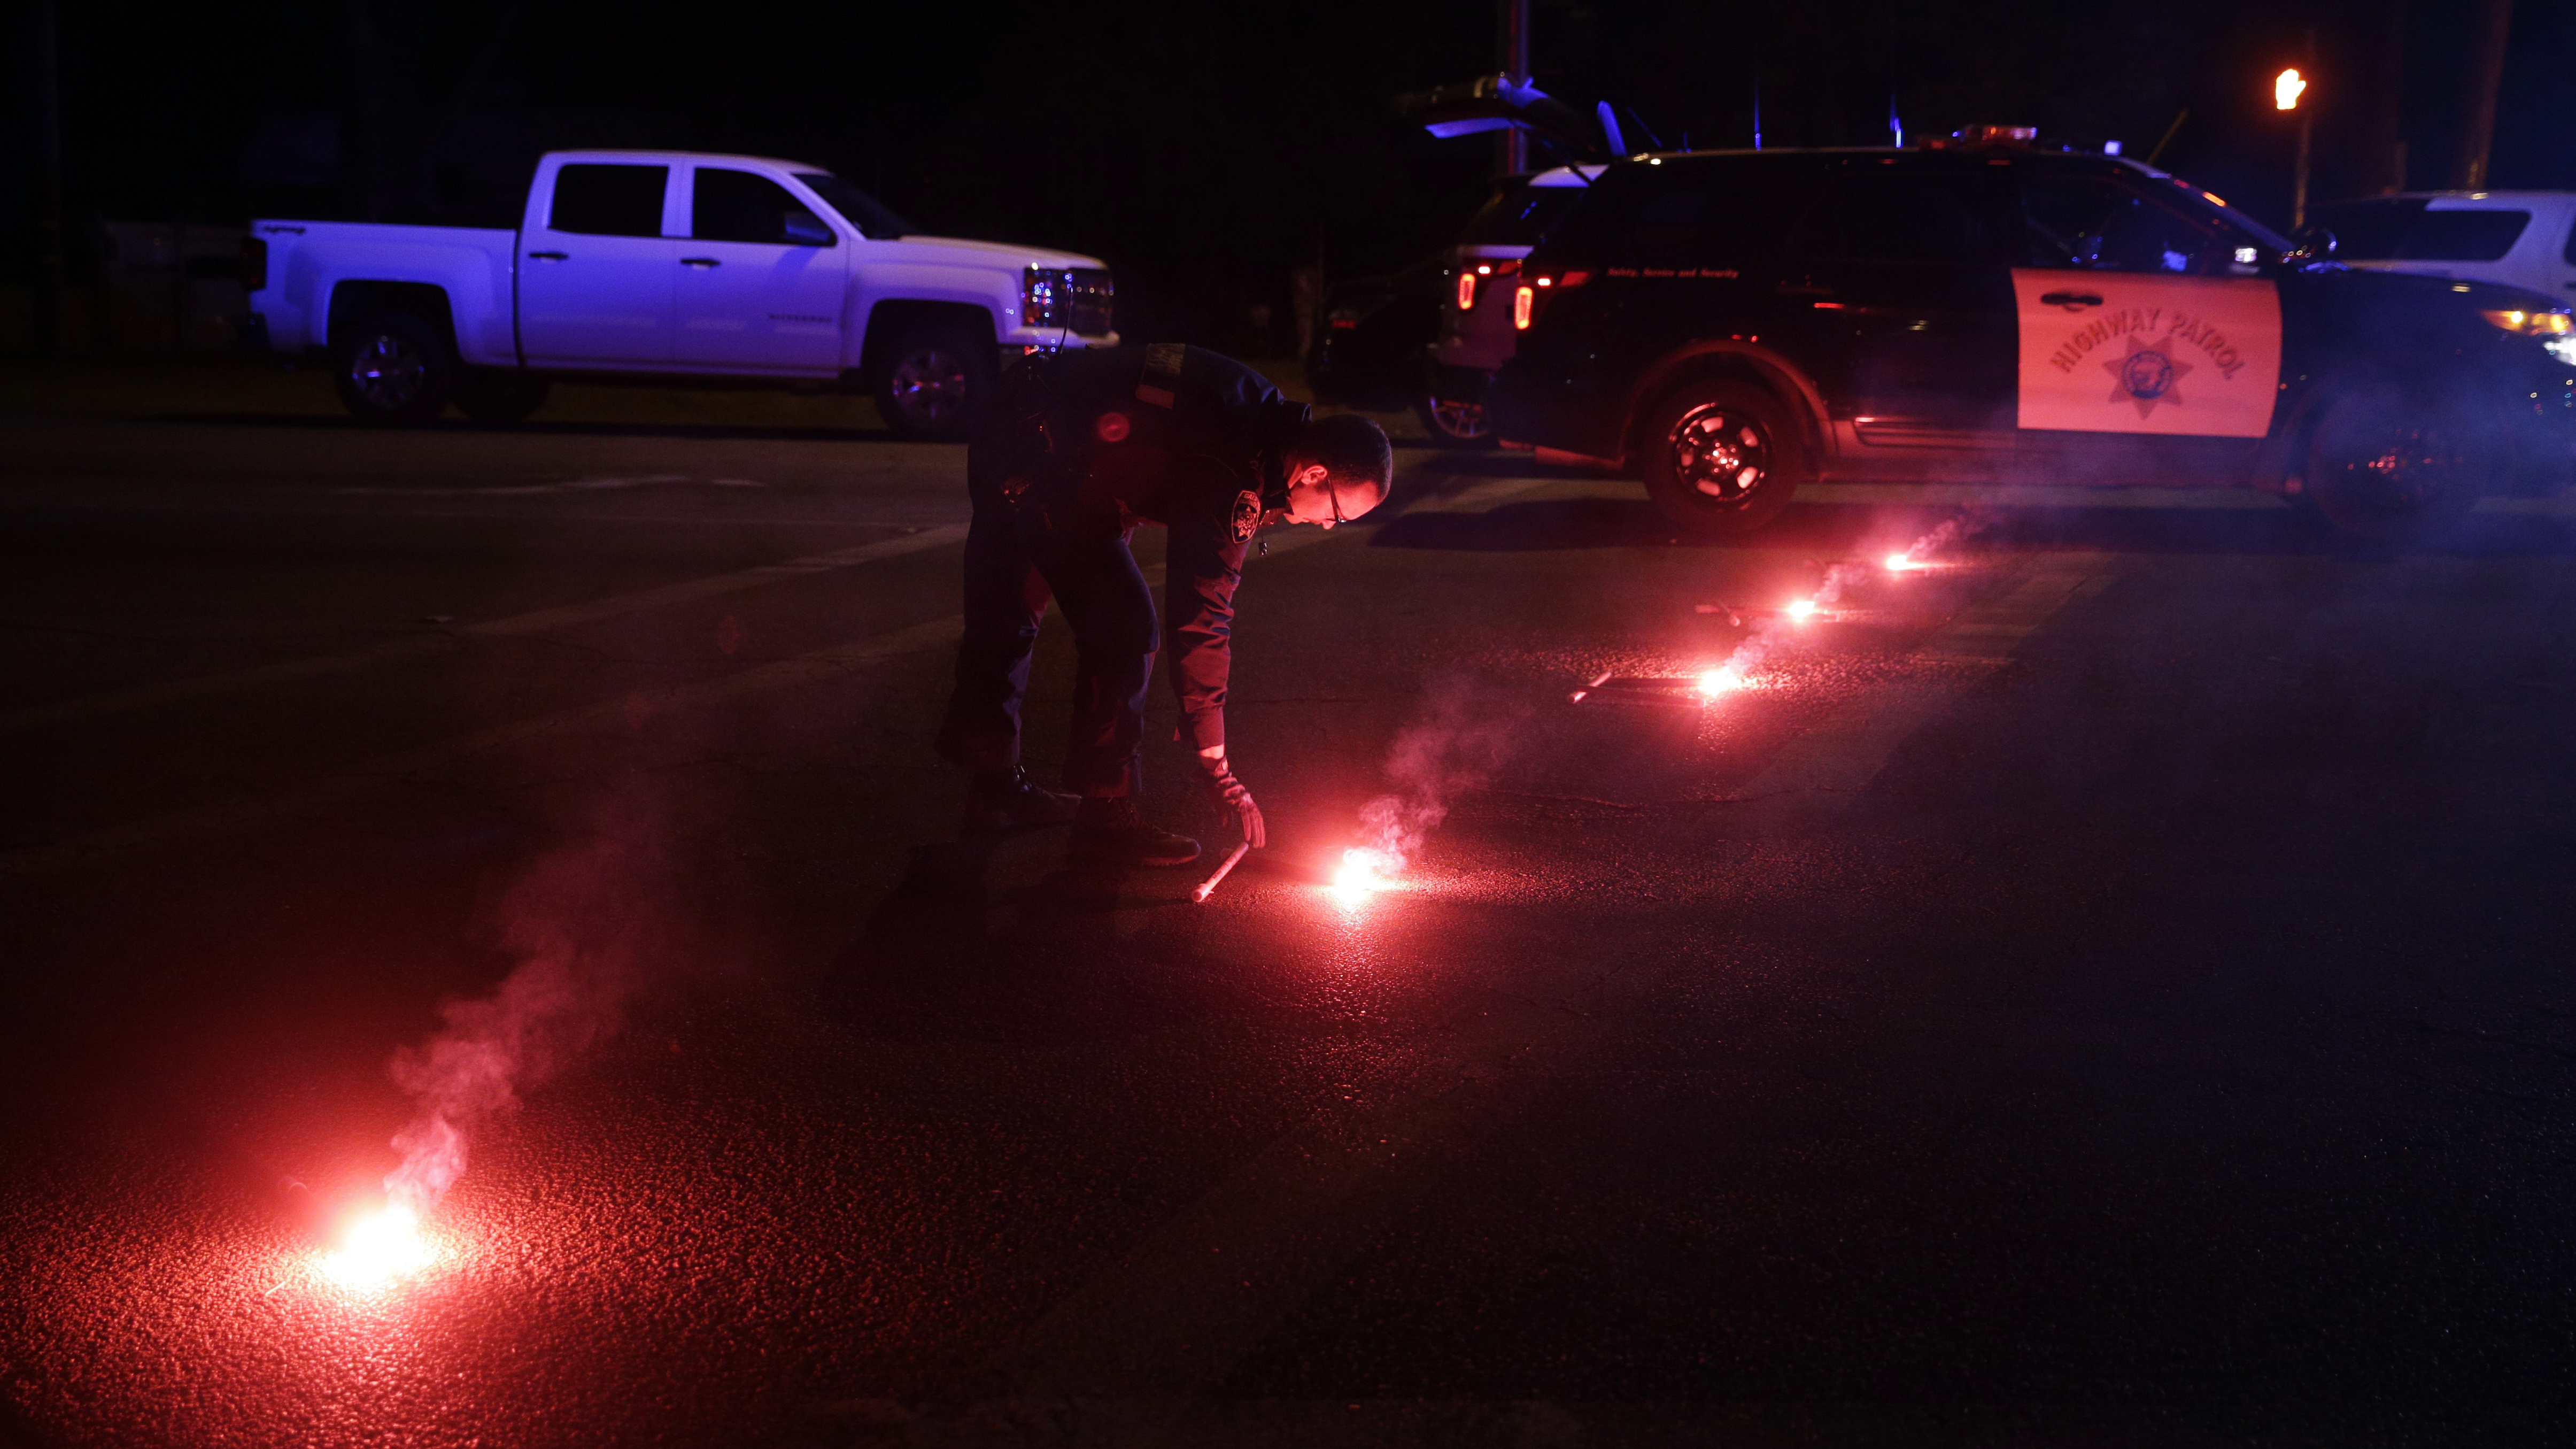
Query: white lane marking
1735,550,2114,801
0,480,1552,875
1801,482,2290,510
5,500,963,528
327,474,699,496
0,525,971,733
0,616,968,877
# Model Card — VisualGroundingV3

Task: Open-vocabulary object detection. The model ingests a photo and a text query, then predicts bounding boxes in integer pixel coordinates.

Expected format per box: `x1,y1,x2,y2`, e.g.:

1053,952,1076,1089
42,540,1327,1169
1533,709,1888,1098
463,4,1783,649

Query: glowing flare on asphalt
1786,598,1819,621
1330,848,1398,907
1698,667,1743,698
1884,552,1916,572
318,1203,434,1291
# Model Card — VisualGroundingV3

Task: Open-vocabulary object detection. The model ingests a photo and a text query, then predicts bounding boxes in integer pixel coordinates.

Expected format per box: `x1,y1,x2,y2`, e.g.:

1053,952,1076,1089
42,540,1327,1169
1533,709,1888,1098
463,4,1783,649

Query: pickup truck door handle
527,250,567,261
680,257,721,268
2040,290,2106,309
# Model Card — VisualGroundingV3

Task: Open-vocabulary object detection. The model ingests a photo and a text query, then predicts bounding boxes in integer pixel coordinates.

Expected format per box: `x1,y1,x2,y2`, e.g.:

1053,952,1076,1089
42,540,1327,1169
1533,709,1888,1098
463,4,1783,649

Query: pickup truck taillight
242,236,268,294
1024,267,1115,337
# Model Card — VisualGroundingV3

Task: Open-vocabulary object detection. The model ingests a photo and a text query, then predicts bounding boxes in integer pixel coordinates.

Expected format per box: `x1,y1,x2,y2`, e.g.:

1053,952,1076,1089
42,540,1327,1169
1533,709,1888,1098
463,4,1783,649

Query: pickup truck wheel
875,326,993,441
2306,382,2489,541
1639,381,1807,537
333,312,457,426
453,369,552,424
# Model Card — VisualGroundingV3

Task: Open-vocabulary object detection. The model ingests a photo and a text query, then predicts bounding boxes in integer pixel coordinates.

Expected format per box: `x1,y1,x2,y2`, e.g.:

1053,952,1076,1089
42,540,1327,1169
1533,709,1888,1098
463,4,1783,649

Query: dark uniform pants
935,443,1158,797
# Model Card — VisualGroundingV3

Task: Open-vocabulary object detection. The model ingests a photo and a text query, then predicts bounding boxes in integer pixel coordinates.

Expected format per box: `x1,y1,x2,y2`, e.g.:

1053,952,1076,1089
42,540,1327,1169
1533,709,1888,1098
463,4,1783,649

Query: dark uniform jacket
992,343,1311,753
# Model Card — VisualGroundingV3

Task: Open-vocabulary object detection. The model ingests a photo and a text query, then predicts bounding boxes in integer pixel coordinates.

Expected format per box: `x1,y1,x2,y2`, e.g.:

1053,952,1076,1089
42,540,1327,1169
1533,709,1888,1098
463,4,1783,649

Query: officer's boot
1068,795,1202,867
963,767,1081,835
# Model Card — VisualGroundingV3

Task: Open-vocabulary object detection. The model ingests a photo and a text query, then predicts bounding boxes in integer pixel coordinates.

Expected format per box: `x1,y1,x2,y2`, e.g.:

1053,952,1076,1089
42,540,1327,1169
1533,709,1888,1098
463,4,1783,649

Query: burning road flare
1330,847,1399,907
1697,667,1744,698
317,1200,436,1291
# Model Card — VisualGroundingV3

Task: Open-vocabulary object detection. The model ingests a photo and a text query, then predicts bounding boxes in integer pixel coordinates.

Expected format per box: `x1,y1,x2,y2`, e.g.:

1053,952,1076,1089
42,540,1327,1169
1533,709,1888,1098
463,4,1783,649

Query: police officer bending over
937,343,1394,865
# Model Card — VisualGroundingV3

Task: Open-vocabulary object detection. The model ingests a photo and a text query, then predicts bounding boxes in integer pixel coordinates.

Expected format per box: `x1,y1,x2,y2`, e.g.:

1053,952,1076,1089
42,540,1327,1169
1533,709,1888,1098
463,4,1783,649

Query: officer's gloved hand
1200,759,1266,848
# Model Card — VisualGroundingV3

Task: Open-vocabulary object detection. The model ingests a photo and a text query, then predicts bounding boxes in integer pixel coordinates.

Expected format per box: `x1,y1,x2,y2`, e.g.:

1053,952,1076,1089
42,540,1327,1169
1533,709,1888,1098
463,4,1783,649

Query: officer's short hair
1302,412,1394,505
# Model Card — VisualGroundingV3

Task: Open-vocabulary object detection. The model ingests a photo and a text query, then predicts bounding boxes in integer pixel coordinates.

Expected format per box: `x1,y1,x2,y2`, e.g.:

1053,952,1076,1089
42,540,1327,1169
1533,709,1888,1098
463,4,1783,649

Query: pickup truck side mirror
2283,225,2339,269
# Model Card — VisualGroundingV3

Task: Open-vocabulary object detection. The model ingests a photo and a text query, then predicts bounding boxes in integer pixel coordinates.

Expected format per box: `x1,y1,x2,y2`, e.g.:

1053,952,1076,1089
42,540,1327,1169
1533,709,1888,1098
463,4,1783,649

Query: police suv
1489,133,2576,538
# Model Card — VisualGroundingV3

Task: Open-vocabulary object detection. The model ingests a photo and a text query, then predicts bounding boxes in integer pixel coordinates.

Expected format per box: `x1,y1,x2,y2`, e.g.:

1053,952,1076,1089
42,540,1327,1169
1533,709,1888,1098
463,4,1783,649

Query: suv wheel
1415,377,1497,450
875,325,994,441
1639,381,1807,537
333,312,458,426
2306,382,2489,541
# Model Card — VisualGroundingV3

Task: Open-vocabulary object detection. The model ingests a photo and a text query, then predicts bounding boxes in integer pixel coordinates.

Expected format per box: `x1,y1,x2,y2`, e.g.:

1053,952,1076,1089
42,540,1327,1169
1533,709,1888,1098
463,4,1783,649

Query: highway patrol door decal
2012,271,2281,437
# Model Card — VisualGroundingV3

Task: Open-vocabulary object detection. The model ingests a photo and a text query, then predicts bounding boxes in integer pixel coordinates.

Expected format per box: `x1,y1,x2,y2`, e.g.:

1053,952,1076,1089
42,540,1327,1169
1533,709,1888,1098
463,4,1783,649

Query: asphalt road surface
5,392,2576,1447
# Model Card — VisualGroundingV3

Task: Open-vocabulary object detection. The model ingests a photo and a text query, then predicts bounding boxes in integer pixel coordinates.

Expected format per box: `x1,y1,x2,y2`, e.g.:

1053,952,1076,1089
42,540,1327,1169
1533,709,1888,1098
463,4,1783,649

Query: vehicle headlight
2546,334,2576,368
2480,307,2574,335
1022,267,1070,331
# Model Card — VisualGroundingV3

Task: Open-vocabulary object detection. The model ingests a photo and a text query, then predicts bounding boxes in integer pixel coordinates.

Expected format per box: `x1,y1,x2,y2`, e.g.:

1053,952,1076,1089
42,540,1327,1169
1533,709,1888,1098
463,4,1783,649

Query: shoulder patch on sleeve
1230,489,1263,544
1143,342,1187,380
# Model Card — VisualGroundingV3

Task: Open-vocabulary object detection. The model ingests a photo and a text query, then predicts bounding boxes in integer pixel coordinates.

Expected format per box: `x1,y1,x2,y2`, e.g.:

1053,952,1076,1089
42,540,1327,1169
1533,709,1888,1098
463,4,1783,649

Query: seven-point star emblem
2104,333,2193,419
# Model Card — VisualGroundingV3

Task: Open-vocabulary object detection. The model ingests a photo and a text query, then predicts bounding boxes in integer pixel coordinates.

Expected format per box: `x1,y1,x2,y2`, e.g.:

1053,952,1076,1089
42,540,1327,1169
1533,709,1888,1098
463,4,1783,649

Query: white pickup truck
241,149,1116,437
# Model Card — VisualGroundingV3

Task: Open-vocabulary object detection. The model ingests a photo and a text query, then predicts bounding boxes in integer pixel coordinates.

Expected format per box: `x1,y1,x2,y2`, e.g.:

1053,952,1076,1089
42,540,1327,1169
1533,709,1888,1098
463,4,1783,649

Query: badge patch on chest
1229,489,1263,544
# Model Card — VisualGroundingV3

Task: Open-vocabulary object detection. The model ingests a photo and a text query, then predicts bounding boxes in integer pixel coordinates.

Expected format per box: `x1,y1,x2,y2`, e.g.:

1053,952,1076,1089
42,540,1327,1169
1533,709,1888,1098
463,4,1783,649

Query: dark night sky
12,0,2576,348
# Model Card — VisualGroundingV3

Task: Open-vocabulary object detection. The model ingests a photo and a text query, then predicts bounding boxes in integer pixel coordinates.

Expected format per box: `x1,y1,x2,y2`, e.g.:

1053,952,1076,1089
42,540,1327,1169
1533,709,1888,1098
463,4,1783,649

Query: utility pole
29,0,65,357
2367,0,2408,192
2276,66,2312,230
1499,0,1529,176
2454,0,2512,189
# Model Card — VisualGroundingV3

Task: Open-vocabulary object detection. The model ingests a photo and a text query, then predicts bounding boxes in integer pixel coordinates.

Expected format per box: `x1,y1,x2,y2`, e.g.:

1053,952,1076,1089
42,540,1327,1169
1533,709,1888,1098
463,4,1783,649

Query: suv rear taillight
1457,271,1477,311
1512,283,1535,330
242,236,268,294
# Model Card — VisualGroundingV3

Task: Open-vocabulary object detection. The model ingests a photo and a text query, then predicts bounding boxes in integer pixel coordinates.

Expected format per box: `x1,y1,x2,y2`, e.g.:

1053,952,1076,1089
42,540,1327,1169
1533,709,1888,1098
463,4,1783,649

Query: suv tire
333,311,458,426
453,368,552,424
1415,369,1498,450
2306,381,2488,541
1639,381,1807,537
875,324,994,441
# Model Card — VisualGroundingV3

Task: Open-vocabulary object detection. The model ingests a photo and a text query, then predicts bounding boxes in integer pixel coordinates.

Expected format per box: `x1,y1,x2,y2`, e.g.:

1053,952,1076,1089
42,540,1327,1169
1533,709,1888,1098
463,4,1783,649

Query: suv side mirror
2283,225,2338,268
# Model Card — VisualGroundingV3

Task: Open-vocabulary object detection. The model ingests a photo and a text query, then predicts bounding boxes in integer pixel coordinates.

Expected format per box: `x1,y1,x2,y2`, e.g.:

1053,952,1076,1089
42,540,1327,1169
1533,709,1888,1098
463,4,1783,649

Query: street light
2276,66,2313,230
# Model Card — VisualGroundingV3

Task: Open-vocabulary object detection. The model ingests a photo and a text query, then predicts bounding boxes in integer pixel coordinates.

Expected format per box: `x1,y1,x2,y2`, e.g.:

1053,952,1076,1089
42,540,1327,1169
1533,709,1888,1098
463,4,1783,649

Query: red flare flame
1330,848,1399,907
317,1202,435,1292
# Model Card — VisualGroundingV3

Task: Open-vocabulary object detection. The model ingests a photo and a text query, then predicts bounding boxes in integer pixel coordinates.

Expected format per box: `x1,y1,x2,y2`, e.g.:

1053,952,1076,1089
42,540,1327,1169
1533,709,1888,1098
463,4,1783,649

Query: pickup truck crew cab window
672,165,847,372
693,169,836,247
523,163,679,365
547,164,670,237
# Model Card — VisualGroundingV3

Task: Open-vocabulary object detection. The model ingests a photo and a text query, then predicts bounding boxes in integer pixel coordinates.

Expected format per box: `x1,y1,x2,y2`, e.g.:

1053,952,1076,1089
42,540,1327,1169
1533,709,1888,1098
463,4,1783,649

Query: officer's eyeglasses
1312,474,1349,526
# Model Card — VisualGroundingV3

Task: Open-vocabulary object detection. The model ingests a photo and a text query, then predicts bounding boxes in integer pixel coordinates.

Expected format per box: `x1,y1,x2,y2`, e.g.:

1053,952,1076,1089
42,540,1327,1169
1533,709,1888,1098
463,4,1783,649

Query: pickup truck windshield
793,174,914,240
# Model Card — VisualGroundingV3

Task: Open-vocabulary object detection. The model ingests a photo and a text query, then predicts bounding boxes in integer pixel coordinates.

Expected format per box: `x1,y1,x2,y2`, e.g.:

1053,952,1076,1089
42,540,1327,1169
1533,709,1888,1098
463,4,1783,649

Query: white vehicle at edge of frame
239,149,1115,438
